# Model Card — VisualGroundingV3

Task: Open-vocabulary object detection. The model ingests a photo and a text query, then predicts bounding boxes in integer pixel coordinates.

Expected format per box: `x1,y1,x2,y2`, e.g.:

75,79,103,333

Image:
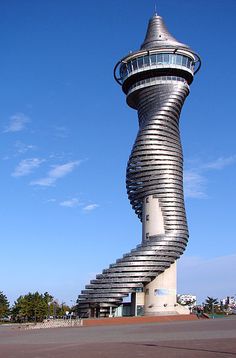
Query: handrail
113,60,123,86
193,52,201,75
114,50,201,85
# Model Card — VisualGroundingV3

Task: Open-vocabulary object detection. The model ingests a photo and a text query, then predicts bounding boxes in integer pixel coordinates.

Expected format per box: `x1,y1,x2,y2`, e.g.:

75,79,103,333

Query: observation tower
78,12,200,317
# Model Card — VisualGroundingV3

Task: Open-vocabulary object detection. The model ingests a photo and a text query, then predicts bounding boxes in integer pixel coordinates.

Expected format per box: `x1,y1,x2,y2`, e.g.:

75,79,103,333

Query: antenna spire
154,2,158,15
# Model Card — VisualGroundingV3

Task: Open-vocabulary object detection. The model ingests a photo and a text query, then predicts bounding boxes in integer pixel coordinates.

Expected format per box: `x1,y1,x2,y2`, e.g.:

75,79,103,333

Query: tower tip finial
154,2,158,16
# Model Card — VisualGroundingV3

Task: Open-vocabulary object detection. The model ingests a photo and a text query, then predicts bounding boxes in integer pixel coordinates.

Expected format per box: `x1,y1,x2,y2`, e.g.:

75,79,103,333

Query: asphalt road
0,316,236,357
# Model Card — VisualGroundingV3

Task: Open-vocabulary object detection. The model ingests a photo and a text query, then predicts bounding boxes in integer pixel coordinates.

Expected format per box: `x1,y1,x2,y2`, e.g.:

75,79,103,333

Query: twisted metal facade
78,13,200,317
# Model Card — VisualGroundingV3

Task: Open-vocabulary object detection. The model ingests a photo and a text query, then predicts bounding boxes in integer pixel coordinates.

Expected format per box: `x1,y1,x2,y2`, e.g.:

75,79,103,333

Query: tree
0,291,10,319
58,301,70,317
11,292,71,322
43,291,53,318
12,292,53,322
44,292,53,305
204,296,219,313
47,300,71,318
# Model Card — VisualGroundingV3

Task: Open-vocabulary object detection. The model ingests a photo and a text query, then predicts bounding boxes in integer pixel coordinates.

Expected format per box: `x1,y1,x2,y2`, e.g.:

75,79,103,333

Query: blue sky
1,0,236,306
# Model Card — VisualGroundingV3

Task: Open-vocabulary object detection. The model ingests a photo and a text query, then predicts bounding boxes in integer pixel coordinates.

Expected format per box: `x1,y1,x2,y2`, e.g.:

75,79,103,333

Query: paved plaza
0,316,236,358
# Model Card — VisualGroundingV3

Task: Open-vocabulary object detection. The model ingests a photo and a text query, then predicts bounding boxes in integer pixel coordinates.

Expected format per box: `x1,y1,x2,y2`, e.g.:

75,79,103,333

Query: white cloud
15,141,36,154
202,155,236,170
49,162,79,178
31,177,55,186
83,204,99,212
60,198,79,208
31,160,80,187
184,155,236,199
4,113,30,133
184,170,206,199
12,158,44,177
178,254,236,303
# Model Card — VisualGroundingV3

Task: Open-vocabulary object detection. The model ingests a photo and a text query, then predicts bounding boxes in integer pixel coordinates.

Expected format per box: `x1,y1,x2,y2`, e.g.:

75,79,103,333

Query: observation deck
114,14,200,109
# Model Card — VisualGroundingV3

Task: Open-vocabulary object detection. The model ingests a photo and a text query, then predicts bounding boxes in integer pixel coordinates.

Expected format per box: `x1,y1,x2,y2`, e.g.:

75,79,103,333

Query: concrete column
141,195,189,315
131,292,136,316
144,262,177,315
144,262,189,315
142,195,165,242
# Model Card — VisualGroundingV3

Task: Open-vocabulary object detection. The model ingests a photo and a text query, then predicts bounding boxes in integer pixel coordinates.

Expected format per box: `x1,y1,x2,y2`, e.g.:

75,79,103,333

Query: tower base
131,262,190,316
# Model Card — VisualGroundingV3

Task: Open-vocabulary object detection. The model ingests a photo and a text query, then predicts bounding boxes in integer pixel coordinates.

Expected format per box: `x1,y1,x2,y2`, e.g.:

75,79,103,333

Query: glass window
163,54,169,63
150,54,156,65
132,59,138,70
137,57,144,68
144,55,150,66
182,56,187,66
120,64,126,78
127,62,132,73
176,55,182,65
169,54,175,64
156,54,163,63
